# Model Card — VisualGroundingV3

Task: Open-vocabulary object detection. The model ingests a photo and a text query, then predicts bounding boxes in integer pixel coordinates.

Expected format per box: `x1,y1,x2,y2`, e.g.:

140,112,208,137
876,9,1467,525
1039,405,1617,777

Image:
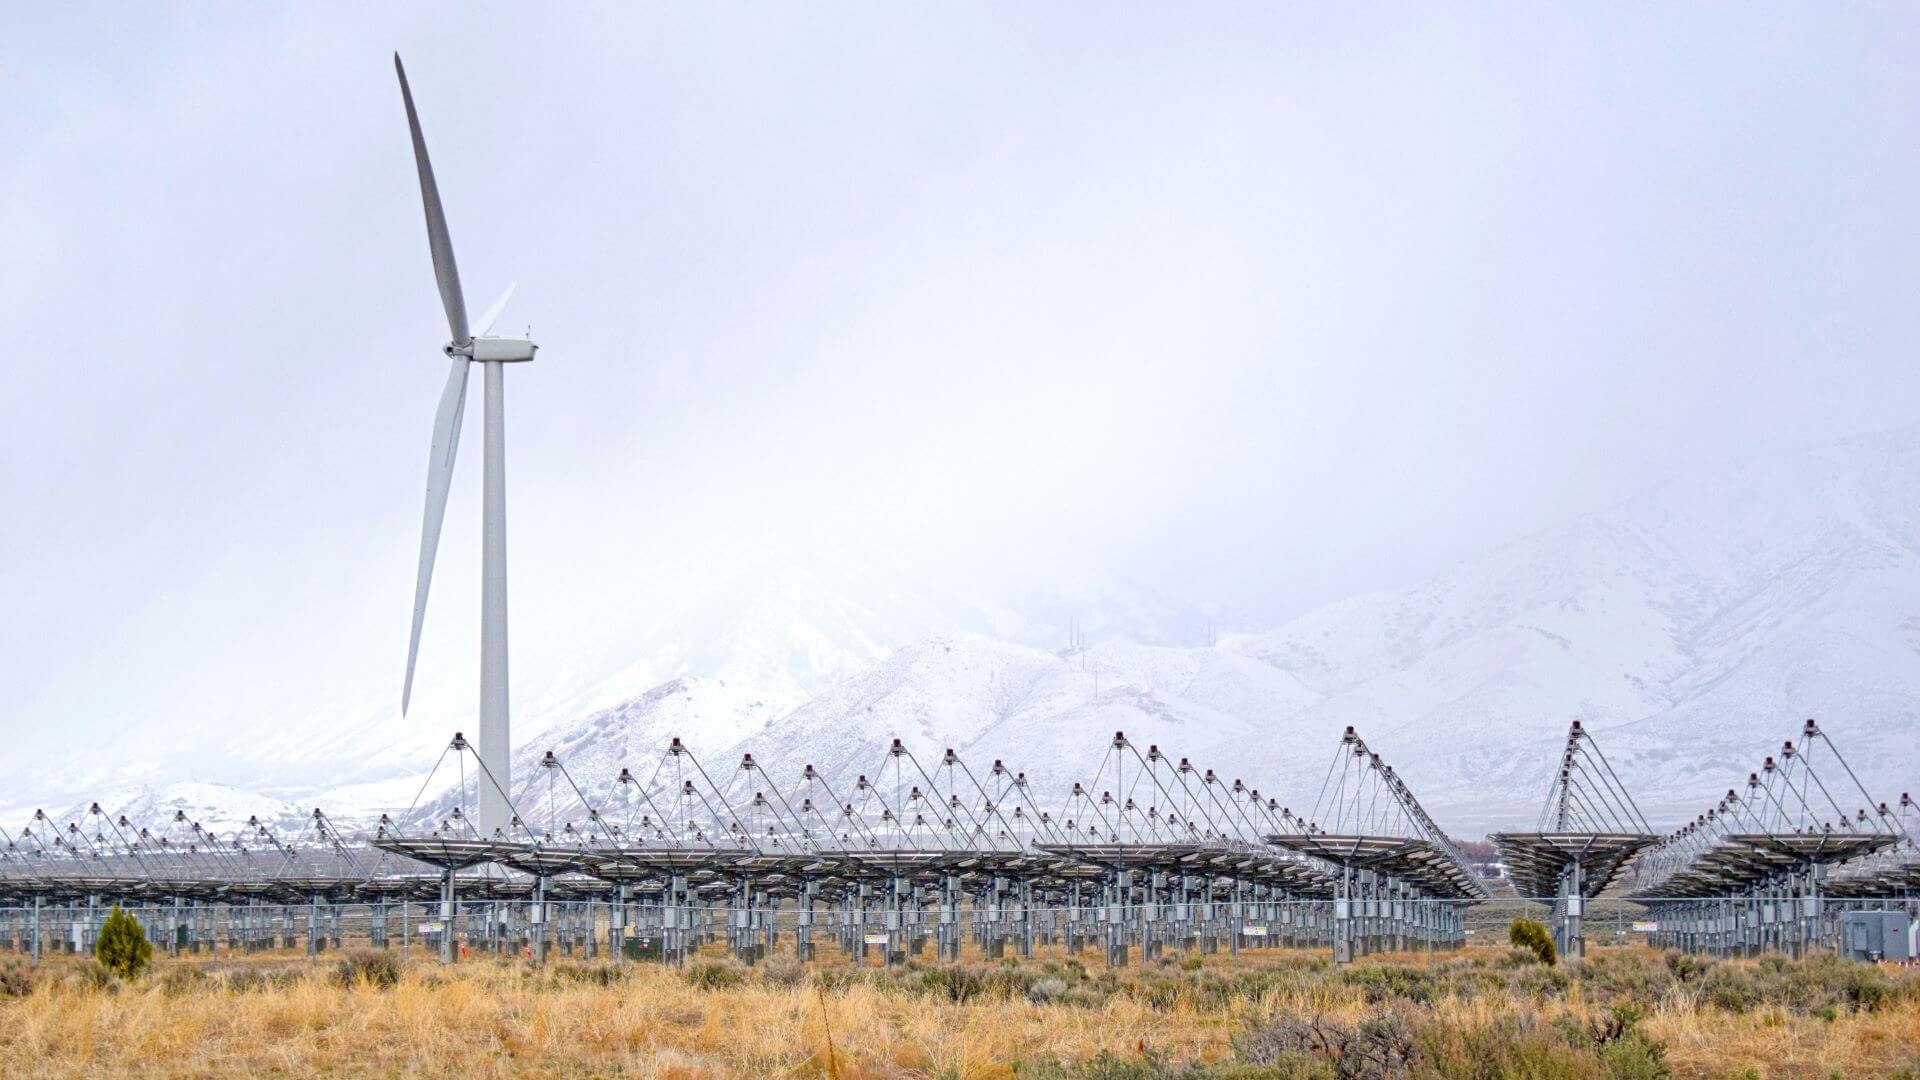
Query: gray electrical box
1839,911,1913,962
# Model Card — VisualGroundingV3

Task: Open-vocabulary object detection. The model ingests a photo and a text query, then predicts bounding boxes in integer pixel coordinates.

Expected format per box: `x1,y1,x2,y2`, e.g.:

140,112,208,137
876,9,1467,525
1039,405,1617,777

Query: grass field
0,944,1915,1077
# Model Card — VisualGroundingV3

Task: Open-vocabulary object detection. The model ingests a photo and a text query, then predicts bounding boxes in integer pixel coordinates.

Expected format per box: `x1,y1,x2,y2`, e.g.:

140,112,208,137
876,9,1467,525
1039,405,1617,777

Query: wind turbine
393,53,535,837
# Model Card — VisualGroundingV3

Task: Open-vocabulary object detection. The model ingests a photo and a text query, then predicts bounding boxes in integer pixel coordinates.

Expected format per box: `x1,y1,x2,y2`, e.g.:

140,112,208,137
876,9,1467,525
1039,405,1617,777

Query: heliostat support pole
1560,861,1585,961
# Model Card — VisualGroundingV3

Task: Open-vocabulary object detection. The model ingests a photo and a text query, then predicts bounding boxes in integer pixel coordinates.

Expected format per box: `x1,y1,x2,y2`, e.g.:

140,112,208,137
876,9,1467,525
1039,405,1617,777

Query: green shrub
1597,1034,1671,1080
1798,953,1893,1012
1493,947,1544,970
221,967,268,994
1026,975,1071,1004
1342,963,1438,1004
1685,954,1904,1017
333,949,401,989
548,962,621,987
811,965,881,993
95,906,152,981
1235,1010,1414,1078
216,965,304,993
1509,917,1557,966
1026,1048,1318,1078
919,965,987,1002
1417,1013,1599,1077
158,965,208,997
1054,957,1090,982
758,955,806,988
1578,950,1674,1007
1663,949,1711,984
1550,1001,1672,1079
0,960,34,998
1701,963,1763,1013
1133,972,1184,1010
1511,963,1572,1000
683,959,744,991
70,962,116,994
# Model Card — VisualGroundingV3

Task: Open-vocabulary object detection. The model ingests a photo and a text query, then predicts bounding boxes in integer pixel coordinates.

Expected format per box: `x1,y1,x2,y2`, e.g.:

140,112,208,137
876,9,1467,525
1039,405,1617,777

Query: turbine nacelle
450,336,538,363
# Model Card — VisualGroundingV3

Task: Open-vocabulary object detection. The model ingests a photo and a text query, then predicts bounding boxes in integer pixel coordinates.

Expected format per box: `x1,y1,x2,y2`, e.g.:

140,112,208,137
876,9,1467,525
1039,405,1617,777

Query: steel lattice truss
0,727,1489,911
0,805,403,904
374,730,1363,906
1824,792,1920,899
1491,720,1658,902
1261,727,1488,901
1630,720,1903,900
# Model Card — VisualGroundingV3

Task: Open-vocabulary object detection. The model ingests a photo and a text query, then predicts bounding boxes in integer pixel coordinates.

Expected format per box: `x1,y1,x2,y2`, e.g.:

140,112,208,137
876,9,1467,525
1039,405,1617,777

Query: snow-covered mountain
53,780,312,838
17,428,1920,841
1222,426,1920,830
729,634,1315,802
188,556,1029,804
411,676,786,827
342,561,1231,831
573,426,1920,836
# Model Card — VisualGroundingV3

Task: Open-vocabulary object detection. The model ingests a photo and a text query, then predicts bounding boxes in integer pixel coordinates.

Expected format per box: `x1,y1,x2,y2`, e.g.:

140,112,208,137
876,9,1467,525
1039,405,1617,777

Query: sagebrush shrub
1343,963,1439,1004
0,960,33,998
333,949,401,989
71,963,116,994
221,968,268,994
1578,950,1675,1006
684,960,744,991
919,964,986,1002
551,962,623,987
159,966,208,997
758,955,805,988
1025,976,1070,1004
1235,1009,1415,1077
1512,964,1572,1000
1663,949,1711,984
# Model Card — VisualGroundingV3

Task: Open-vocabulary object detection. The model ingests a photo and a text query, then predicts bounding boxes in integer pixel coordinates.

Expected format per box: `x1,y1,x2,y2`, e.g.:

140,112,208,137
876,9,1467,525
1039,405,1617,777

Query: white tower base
479,359,511,835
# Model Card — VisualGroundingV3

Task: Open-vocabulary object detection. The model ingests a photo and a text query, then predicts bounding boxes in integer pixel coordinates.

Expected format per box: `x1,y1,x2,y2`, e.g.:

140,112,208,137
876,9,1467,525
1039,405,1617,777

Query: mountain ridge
15,427,1918,839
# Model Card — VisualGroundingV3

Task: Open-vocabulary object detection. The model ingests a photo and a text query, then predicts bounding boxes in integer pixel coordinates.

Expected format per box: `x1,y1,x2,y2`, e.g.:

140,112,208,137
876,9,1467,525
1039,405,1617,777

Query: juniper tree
96,905,152,980
1509,916,1558,966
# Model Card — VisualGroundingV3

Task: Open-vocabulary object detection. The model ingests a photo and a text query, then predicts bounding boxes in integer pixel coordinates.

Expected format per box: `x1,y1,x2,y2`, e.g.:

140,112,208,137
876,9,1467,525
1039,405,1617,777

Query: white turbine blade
402,356,471,715
393,53,469,343
473,282,517,337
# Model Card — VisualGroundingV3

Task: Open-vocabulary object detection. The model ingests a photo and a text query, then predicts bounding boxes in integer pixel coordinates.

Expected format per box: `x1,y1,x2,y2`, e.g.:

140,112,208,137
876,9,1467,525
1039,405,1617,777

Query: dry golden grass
1640,996,1920,1079
0,953,1185,1078
0,945,1911,1078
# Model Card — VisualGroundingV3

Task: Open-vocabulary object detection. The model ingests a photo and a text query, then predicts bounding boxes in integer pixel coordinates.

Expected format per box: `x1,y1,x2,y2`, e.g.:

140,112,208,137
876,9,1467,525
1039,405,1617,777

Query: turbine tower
393,54,534,837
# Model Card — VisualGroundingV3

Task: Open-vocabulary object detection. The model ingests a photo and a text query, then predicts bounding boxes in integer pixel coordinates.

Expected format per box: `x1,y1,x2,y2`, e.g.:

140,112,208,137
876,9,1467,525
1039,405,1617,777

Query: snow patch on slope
49,780,311,838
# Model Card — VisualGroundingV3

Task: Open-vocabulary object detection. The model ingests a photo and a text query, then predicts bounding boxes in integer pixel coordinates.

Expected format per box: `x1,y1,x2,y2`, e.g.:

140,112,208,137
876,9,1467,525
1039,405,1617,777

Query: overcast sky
4,4,1920,779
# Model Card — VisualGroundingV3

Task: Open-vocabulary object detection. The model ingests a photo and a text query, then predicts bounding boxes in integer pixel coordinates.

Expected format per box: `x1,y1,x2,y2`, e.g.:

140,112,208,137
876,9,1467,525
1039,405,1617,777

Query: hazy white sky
4,4,1920,777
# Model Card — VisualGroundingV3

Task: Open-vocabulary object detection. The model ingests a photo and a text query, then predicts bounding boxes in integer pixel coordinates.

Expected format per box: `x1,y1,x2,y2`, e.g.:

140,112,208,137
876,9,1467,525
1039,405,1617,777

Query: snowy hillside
182,557,1015,803
1225,427,1920,831
51,781,312,838
13,429,1920,842
525,427,1920,837
730,634,1318,800
241,556,1217,797
411,676,787,828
